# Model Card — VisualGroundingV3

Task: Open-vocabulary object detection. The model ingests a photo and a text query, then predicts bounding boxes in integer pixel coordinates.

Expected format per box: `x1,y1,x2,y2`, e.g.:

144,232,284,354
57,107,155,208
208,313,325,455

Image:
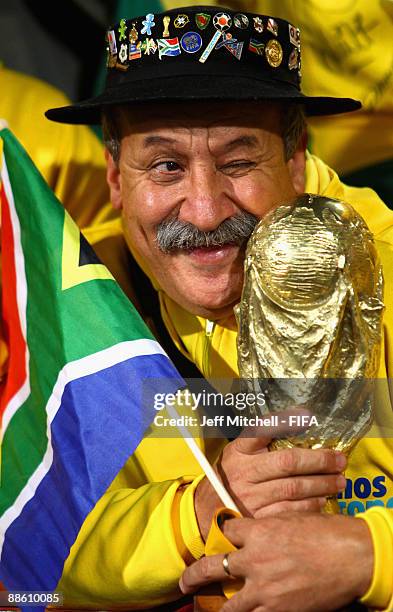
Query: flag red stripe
0,179,27,423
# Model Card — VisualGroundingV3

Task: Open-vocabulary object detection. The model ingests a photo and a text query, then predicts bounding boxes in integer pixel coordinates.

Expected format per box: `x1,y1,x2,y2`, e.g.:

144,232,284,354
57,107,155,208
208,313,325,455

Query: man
45,6,393,610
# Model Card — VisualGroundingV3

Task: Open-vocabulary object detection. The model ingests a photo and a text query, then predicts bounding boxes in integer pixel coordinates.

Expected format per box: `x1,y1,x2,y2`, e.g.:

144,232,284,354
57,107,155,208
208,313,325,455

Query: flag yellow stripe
62,214,114,290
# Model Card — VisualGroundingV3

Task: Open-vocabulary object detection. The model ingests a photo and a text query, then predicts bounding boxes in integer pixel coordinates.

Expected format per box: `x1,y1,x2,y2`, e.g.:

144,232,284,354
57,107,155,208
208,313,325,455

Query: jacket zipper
203,319,215,377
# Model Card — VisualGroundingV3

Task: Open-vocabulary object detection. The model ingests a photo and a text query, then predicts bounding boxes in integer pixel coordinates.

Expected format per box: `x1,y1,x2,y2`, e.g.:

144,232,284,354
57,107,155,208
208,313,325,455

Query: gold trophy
235,194,385,511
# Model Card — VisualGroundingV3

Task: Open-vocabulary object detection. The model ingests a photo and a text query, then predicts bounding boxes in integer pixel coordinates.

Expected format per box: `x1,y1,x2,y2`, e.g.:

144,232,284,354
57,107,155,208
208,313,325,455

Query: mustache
156,211,259,253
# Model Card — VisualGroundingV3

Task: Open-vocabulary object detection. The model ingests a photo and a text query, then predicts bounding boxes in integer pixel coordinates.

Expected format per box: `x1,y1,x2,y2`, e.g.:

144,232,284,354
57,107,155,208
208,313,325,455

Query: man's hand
194,416,347,539
180,513,373,611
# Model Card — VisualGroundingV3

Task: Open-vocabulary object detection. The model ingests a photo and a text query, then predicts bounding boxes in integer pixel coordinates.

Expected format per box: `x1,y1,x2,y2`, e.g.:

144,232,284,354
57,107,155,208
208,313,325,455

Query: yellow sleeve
179,474,206,559
205,508,243,600
252,1,393,174
55,432,222,609
57,476,205,609
356,508,393,610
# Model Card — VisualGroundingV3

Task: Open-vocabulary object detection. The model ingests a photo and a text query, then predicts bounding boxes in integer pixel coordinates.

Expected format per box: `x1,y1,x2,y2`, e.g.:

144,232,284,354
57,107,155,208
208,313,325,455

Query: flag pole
166,402,240,513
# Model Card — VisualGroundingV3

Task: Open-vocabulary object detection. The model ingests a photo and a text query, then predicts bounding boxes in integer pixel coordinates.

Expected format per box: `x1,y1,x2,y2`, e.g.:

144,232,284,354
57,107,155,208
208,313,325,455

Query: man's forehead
118,100,283,134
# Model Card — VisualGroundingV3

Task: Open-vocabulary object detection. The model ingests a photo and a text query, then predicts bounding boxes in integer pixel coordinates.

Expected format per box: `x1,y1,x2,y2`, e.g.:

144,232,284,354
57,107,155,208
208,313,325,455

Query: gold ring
222,552,234,578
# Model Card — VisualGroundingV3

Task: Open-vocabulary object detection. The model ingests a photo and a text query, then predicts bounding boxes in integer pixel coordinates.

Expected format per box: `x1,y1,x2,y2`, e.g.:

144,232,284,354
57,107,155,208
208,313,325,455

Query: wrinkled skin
106,101,305,319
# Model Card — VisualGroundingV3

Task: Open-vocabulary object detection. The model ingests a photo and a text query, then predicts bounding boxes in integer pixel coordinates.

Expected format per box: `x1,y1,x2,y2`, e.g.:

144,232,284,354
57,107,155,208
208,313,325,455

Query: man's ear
287,130,307,194
105,149,122,210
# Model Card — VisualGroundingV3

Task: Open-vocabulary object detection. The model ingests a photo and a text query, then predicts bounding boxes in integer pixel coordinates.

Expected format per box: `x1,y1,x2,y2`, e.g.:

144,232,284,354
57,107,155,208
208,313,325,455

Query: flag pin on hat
45,6,363,125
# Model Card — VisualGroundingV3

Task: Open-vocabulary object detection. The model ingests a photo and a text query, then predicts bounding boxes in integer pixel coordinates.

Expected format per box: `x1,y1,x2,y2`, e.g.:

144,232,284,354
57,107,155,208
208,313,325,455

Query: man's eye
152,161,182,173
221,161,255,174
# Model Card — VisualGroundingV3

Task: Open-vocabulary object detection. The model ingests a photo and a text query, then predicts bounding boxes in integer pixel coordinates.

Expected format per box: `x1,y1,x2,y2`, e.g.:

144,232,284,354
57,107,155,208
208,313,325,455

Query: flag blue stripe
0,353,183,589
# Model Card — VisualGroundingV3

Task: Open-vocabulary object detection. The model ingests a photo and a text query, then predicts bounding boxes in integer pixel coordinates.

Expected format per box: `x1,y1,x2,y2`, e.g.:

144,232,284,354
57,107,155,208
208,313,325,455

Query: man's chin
176,286,242,319
151,244,245,317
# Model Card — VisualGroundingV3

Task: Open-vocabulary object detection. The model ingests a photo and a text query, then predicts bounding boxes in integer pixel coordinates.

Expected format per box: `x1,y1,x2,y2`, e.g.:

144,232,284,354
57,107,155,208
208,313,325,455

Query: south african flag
248,38,265,55
157,37,181,59
0,127,183,598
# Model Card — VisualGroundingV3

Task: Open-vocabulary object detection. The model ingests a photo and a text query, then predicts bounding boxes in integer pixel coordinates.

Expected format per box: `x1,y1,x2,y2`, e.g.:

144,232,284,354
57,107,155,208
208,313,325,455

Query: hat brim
45,74,361,125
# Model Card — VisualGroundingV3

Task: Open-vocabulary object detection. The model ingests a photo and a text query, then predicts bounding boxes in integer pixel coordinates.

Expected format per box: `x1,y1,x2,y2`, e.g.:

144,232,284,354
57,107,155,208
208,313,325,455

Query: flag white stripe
0,338,167,555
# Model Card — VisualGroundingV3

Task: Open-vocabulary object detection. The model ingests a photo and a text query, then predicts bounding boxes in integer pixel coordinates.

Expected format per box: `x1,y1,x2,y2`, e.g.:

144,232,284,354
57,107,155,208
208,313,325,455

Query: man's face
106,101,306,319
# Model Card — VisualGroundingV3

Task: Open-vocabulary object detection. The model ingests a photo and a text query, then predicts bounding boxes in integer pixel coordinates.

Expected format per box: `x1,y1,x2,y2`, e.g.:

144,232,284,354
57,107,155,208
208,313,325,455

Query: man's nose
178,164,237,232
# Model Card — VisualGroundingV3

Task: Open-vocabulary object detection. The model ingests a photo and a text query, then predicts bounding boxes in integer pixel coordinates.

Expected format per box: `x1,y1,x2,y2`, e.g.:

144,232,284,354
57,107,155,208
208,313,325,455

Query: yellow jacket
55,153,393,610
0,65,112,228
255,0,393,175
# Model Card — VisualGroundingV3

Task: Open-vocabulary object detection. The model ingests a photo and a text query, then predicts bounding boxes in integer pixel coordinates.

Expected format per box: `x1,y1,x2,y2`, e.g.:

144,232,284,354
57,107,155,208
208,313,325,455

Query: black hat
45,5,361,125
